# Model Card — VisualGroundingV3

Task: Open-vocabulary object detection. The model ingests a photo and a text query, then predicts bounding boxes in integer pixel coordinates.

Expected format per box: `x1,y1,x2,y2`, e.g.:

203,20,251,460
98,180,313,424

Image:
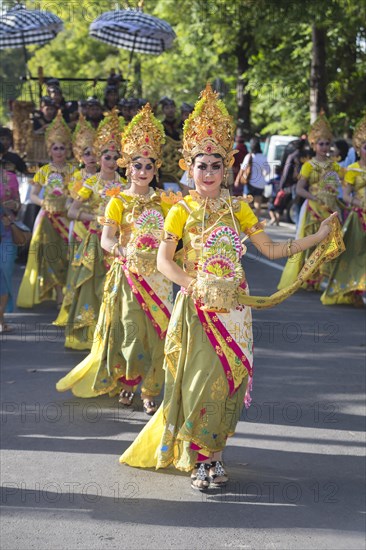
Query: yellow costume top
300,158,341,211
77,172,125,231
33,162,74,213
344,161,366,208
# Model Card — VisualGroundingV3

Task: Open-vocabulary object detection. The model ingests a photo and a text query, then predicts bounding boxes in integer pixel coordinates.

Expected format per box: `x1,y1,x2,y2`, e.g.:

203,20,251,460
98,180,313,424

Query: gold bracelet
111,242,120,257
287,238,294,257
186,278,197,295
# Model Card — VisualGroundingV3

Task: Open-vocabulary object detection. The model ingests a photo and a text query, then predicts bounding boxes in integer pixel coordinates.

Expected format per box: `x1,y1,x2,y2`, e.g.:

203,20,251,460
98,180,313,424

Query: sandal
142,399,158,416
190,462,210,491
208,461,229,487
118,389,135,406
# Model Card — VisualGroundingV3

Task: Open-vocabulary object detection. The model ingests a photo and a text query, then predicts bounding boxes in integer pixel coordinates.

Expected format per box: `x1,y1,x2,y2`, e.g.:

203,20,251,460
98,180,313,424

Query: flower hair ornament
94,107,125,158
45,110,72,155
117,103,165,170
179,82,236,171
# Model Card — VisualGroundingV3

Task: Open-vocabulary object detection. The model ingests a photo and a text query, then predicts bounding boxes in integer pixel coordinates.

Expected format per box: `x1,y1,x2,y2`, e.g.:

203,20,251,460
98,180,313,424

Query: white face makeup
82,147,97,170
191,154,224,197
50,141,67,163
315,139,331,157
129,157,155,189
100,150,119,172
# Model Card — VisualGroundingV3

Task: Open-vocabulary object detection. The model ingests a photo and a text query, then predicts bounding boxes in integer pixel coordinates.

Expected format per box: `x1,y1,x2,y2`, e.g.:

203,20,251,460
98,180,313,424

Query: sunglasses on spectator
317,141,330,146
83,151,93,157
103,155,119,161
52,146,66,151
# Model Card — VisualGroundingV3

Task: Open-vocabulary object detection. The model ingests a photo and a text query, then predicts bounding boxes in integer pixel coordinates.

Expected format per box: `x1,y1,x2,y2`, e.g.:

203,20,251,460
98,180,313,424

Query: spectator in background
180,102,193,129
128,98,140,121
280,138,312,224
160,97,180,140
0,142,21,332
33,96,57,133
267,165,282,225
0,127,27,174
103,85,119,112
85,97,104,129
235,137,270,219
78,100,88,118
332,139,350,200
118,98,130,120
232,130,248,196
46,79,78,125
332,139,349,167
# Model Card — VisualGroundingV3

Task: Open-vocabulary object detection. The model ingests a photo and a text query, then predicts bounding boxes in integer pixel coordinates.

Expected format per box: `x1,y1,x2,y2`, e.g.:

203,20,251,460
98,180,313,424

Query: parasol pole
21,31,34,103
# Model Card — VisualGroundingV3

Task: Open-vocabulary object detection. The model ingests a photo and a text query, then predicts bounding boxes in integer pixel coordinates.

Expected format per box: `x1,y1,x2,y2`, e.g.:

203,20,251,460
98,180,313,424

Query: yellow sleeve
344,163,358,186
77,185,92,201
164,202,189,239
235,201,263,235
160,199,173,218
33,165,48,186
105,197,124,224
332,161,341,174
300,161,313,179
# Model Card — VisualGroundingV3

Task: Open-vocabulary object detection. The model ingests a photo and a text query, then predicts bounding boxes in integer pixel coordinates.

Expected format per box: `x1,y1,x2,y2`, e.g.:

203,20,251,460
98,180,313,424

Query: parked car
263,134,298,180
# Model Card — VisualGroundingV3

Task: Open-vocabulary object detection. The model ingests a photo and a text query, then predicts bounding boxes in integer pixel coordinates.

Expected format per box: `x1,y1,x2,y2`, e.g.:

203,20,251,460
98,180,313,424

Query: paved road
1,223,365,550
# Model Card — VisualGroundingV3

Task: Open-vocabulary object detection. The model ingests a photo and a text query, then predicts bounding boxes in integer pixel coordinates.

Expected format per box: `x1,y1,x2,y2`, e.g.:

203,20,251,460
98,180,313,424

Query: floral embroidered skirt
120,291,250,472
56,260,172,398
321,210,366,305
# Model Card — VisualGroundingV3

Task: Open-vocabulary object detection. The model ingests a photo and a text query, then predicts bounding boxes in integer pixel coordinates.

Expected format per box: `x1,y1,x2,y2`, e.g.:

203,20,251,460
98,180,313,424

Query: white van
263,135,298,180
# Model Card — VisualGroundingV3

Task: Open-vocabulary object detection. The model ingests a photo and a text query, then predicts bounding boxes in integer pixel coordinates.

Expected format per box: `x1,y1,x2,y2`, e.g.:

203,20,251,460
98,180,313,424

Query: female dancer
278,114,342,291
120,84,343,489
56,104,176,414
59,109,125,350
321,115,366,306
0,144,21,332
17,111,73,309
54,114,97,327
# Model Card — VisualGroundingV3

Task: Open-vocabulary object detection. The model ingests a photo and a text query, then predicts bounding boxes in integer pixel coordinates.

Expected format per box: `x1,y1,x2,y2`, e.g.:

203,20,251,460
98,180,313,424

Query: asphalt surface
1,222,365,550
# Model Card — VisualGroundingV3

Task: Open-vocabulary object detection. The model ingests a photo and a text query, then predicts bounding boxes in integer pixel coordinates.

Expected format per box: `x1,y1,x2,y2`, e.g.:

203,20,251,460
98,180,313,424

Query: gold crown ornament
45,110,72,154
72,114,96,163
117,103,165,169
94,108,125,158
308,113,333,148
179,83,236,171
352,114,366,154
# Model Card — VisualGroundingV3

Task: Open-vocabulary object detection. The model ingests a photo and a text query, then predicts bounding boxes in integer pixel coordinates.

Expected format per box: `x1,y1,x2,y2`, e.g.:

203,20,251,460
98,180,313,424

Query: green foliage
1,0,365,137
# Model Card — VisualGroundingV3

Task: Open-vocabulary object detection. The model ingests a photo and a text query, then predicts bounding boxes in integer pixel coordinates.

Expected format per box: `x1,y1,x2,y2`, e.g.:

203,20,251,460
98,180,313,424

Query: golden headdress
45,110,72,154
72,114,96,162
117,103,165,169
352,114,366,154
179,83,236,170
308,113,333,148
93,108,125,158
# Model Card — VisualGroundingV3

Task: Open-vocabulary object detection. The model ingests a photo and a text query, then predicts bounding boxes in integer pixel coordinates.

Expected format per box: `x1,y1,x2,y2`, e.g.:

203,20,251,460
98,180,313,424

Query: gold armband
162,230,179,243
99,216,118,227
245,221,265,237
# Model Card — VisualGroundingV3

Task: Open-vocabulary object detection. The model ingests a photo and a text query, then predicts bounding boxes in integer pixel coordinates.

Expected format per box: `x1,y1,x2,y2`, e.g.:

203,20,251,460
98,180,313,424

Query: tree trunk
236,41,251,137
310,24,327,123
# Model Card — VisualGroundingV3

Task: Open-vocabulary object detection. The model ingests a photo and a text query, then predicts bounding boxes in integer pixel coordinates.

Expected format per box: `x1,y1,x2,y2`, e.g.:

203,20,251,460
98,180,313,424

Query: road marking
246,252,284,271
